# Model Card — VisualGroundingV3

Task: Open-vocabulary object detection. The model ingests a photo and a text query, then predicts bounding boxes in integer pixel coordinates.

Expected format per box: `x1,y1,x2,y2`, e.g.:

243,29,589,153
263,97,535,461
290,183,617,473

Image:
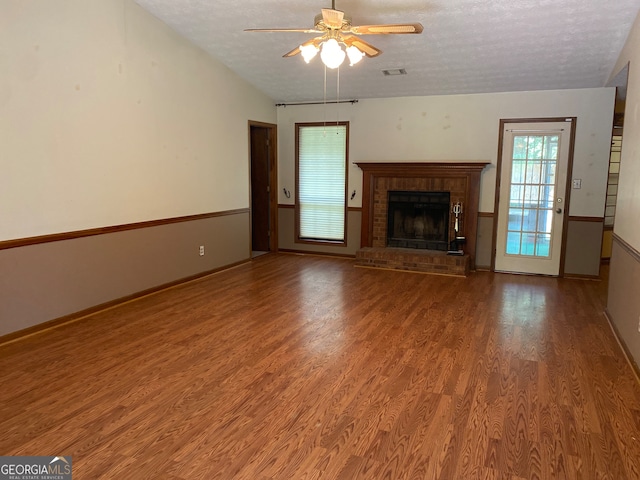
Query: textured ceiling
134,0,640,103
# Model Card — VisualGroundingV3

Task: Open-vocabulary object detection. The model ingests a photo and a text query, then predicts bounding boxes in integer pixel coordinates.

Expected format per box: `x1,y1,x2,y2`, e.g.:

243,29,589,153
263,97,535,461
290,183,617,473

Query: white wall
609,12,640,251
0,0,276,241
277,88,614,215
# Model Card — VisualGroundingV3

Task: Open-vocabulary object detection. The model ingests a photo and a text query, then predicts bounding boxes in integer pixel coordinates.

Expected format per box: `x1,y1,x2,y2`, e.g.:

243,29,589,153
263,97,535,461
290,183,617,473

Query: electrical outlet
572,178,582,189
199,245,205,256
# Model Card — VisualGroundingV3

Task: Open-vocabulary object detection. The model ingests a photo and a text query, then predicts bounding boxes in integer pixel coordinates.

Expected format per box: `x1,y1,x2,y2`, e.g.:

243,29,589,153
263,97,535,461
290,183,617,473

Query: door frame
248,120,278,253
491,117,577,276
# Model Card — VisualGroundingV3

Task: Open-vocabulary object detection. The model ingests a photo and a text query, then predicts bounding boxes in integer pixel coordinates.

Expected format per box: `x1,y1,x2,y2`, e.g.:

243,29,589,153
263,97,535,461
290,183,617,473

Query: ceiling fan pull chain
323,64,327,133
336,66,340,126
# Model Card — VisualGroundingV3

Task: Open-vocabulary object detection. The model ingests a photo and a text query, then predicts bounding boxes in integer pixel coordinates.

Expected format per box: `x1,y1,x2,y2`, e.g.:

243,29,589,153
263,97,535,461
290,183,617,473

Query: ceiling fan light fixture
320,38,345,69
300,44,319,63
246,5,423,68
346,45,364,66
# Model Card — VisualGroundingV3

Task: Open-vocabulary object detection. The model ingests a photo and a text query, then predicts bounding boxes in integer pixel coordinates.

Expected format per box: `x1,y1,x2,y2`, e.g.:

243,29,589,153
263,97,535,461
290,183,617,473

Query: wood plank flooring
1,253,640,479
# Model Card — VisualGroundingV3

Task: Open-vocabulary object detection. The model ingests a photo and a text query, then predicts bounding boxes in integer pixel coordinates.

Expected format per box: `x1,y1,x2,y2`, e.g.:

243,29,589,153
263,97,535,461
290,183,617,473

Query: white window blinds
297,124,348,242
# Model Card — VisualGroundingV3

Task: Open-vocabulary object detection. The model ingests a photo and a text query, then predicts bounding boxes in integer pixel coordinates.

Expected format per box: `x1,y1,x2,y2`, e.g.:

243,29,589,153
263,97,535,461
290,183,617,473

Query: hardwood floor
1,253,639,479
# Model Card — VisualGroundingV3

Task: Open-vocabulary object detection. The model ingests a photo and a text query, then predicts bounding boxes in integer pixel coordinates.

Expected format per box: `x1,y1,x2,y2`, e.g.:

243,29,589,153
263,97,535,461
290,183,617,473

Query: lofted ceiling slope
134,0,640,103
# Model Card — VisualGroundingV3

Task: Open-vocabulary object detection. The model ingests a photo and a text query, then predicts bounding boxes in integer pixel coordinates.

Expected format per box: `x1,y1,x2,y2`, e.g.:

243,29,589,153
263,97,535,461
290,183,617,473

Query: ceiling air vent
382,68,407,76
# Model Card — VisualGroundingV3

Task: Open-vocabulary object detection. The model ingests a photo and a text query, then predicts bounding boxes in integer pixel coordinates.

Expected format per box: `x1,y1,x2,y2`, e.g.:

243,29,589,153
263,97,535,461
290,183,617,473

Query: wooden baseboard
0,259,250,346
563,272,602,280
278,249,356,259
604,308,640,386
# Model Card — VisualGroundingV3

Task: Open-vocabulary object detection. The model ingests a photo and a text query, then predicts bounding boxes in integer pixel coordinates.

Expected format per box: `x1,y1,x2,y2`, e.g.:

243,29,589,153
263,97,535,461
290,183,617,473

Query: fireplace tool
448,202,466,255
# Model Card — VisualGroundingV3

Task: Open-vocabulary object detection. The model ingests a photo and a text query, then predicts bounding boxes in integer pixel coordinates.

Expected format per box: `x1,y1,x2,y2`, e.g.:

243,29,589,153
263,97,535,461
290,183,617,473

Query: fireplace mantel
356,162,489,268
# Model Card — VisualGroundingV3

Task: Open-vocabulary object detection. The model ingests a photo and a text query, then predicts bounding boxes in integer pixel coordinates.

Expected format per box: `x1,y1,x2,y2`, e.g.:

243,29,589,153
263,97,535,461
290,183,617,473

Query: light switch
572,178,582,189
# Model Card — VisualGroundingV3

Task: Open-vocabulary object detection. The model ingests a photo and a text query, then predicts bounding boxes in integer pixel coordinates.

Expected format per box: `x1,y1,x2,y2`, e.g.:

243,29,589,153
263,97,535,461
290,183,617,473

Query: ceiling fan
245,1,423,69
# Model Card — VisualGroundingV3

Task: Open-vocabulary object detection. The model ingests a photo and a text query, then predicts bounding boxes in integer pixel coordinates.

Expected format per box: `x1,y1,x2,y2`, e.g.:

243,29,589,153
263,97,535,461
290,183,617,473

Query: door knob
556,208,562,214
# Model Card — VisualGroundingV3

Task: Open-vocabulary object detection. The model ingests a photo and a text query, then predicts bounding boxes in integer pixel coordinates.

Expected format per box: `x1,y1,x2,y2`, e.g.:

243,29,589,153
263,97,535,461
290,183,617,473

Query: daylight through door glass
506,134,559,257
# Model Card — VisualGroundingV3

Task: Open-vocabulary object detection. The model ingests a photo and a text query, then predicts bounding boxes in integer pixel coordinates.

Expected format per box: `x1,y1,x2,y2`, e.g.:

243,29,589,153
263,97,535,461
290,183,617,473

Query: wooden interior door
251,125,270,252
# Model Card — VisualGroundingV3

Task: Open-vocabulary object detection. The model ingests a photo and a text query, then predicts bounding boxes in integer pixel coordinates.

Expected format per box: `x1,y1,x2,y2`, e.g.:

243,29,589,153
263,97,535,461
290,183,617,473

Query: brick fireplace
355,162,489,274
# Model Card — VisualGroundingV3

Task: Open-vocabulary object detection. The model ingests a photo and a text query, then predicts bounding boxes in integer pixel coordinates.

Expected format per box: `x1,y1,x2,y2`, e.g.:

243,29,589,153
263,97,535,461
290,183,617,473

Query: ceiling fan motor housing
315,10,351,31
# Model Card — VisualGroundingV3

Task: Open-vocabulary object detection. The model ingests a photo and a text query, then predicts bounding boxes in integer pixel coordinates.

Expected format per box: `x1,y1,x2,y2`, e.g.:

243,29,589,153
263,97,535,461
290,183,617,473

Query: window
604,135,622,227
295,122,349,244
505,134,558,257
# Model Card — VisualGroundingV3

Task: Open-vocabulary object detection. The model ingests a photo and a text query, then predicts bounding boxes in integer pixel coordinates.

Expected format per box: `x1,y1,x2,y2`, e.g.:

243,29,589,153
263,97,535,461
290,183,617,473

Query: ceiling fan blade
342,35,382,57
321,8,345,29
350,23,424,35
283,45,302,58
283,37,323,58
245,27,321,33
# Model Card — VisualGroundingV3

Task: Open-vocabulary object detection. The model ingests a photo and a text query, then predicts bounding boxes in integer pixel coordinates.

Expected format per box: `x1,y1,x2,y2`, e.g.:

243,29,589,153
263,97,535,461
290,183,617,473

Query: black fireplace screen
387,191,450,250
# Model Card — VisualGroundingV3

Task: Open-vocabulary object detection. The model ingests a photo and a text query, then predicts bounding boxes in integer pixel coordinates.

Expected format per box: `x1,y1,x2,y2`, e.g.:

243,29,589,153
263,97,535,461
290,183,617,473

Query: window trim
294,122,349,246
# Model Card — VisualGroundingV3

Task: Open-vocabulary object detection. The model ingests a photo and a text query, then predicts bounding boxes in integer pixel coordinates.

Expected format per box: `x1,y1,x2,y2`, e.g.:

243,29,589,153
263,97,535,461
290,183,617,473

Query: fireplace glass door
387,191,450,251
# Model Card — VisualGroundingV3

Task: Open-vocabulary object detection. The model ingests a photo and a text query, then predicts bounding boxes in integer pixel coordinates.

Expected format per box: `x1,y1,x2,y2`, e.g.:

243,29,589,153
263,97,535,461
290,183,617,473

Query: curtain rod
275,99,359,107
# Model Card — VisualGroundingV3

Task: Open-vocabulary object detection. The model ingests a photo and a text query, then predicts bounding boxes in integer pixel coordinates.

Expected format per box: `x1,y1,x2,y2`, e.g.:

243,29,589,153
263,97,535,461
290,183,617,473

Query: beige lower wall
476,215,494,269
0,212,250,337
607,237,640,369
474,215,603,274
278,207,494,265
564,220,603,276
277,209,602,277
278,207,362,256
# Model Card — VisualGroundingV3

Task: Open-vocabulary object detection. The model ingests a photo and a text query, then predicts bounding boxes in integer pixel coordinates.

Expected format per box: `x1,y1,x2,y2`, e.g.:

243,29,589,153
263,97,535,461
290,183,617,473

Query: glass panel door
506,134,558,258
495,120,573,276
